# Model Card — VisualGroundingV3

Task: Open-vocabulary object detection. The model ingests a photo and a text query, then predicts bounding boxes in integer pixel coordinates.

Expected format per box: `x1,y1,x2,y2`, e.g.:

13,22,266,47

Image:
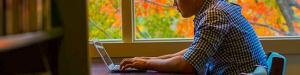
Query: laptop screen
93,40,114,67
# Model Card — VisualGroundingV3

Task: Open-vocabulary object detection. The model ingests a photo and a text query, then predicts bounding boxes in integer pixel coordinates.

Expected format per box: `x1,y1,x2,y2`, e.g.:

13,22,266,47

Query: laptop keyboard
112,65,120,70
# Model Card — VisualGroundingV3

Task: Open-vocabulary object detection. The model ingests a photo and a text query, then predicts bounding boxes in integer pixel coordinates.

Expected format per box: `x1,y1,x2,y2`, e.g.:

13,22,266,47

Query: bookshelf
0,27,62,74
0,0,55,46
1,0,46,36
0,0,62,74
0,27,62,52
0,0,89,75
0,0,3,36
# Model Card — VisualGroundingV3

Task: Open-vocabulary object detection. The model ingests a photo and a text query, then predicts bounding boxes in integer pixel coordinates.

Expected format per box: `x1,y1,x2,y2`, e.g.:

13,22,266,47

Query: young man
120,0,267,74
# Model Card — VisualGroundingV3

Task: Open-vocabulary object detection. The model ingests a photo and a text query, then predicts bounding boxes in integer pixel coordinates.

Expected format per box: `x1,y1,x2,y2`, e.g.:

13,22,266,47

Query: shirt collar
195,0,224,19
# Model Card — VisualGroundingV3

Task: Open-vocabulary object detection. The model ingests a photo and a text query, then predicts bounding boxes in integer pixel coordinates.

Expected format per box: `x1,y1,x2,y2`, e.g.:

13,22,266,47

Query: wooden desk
91,58,195,75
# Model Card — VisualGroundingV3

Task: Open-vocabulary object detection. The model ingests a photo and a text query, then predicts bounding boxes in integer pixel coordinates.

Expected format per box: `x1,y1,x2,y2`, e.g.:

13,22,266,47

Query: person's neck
193,0,223,19
192,0,204,16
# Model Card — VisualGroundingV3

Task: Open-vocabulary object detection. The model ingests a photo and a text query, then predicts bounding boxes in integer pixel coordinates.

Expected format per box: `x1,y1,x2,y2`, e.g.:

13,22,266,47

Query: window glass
134,0,194,39
88,0,122,40
229,0,300,36
135,0,300,40
89,0,300,41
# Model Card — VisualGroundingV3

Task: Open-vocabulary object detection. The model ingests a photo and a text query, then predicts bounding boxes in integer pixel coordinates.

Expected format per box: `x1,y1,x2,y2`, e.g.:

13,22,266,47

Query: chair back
266,52,287,75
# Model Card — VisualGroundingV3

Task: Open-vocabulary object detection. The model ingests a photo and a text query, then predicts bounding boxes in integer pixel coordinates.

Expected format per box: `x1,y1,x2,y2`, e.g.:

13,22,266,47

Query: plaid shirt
183,0,267,75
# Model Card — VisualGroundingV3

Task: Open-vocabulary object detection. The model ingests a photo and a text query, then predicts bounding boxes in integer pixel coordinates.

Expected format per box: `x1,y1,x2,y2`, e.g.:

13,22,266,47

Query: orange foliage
99,1,121,28
294,22,300,33
176,18,194,38
255,2,267,15
253,26,275,36
100,2,114,15
112,13,121,28
235,0,287,36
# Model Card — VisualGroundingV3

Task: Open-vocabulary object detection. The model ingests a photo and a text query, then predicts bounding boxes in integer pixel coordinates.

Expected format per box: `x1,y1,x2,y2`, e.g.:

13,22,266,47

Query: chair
240,65,268,75
240,51,287,75
266,51,287,75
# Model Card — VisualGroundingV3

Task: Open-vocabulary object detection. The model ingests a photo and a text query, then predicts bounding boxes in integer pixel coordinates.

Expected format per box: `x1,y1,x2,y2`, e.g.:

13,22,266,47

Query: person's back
190,1,268,74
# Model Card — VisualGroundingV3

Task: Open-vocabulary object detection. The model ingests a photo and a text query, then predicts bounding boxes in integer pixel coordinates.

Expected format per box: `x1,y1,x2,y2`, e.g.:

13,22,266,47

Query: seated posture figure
120,0,268,74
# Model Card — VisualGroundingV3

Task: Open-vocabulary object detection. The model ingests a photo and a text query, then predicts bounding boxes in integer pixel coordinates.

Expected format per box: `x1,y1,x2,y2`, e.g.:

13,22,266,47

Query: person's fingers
120,58,133,69
120,58,132,69
121,64,134,71
120,58,142,69
121,62,146,71
121,59,148,70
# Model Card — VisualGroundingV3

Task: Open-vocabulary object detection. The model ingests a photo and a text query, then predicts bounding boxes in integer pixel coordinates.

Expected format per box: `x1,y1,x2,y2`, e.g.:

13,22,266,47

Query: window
89,0,300,41
229,0,300,36
88,0,122,41
88,0,300,58
134,0,194,39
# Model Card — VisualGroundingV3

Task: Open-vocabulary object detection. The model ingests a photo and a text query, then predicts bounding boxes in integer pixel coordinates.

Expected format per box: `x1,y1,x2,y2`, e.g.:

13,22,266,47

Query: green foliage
88,0,122,40
134,0,195,39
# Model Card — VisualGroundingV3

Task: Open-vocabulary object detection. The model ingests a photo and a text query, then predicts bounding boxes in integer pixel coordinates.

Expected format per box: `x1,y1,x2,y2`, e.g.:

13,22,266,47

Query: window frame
89,0,300,58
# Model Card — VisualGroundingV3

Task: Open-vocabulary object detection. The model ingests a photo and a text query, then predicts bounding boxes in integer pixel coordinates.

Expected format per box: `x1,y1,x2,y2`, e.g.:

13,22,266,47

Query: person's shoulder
207,1,241,15
204,2,228,15
203,6,228,19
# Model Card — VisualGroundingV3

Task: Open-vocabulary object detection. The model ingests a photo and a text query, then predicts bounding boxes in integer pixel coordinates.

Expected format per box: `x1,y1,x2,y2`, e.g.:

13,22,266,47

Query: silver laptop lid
93,40,114,68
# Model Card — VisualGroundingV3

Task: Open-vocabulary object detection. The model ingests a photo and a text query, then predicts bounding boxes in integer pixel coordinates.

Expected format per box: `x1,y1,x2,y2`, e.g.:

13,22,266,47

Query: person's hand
120,57,149,71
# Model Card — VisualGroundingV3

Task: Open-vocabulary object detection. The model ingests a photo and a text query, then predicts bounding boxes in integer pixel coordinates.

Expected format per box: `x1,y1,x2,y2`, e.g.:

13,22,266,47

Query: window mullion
121,0,134,43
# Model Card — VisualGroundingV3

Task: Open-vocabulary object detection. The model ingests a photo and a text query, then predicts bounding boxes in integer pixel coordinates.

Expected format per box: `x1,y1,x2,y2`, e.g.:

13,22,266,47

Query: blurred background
88,0,300,40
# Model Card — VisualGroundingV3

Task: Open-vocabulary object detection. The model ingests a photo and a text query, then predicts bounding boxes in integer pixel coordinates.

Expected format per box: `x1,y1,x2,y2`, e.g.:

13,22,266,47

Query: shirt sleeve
183,9,231,74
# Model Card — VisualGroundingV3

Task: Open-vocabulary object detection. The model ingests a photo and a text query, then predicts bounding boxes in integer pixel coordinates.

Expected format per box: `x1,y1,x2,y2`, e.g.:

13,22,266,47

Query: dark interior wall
52,0,90,75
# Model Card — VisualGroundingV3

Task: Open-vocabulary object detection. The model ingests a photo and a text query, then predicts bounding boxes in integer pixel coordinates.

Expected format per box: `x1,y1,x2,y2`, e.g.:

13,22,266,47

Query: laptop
93,40,146,73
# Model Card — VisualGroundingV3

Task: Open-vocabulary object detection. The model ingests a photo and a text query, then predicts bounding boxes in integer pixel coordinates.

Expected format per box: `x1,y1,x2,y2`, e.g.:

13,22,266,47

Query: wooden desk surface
91,58,195,75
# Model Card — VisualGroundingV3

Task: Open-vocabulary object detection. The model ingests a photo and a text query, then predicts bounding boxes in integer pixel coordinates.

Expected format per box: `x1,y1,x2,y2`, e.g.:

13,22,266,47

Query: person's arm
173,48,188,56
120,55,196,73
139,48,188,59
147,55,196,73
157,48,188,59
